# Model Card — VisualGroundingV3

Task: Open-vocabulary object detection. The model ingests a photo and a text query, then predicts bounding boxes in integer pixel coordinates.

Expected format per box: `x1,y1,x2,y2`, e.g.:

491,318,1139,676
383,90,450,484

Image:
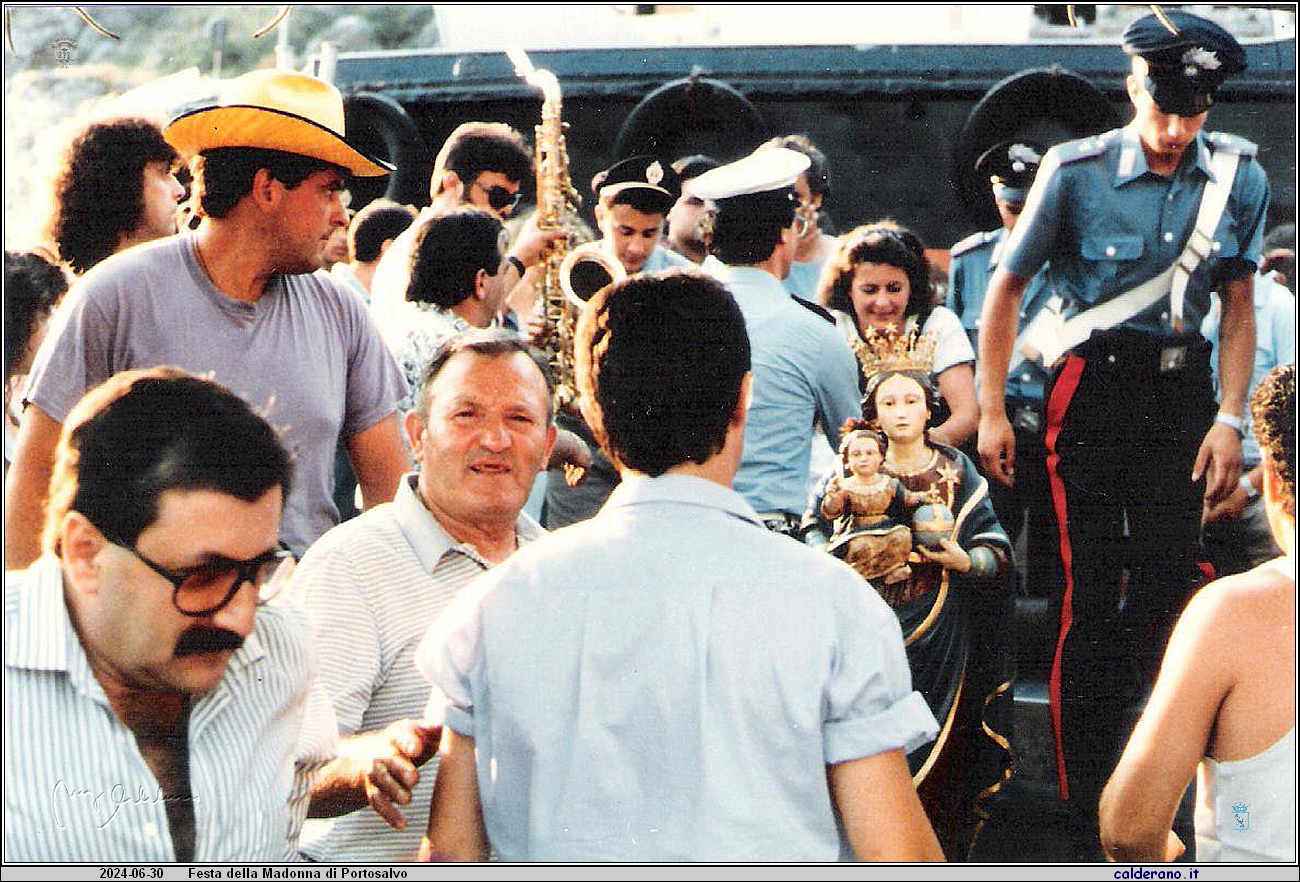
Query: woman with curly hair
818,221,979,447
44,116,184,274
4,250,67,474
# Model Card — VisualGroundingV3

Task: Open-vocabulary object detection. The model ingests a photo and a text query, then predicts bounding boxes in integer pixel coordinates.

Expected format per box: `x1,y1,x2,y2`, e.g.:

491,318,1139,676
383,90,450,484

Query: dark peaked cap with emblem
975,140,1046,204
593,155,681,201
1122,10,1246,117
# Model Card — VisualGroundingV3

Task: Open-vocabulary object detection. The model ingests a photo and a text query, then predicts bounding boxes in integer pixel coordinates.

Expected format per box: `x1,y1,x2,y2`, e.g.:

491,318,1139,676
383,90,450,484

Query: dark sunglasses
113,539,296,617
470,180,523,213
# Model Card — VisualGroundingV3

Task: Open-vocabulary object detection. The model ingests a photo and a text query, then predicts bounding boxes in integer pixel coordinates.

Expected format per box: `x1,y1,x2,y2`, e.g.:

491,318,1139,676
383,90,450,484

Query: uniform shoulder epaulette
1206,131,1259,158
950,229,998,258
791,294,836,324
1055,130,1118,165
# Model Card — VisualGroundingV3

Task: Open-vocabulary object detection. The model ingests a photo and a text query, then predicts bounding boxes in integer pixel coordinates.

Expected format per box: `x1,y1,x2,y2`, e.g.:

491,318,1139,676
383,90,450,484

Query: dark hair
761,134,830,198
192,148,339,219
602,187,675,217
4,250,68,383
576,270,751,475
820,221,934,335
839,426,889,465
860,369,940,429
45,117,179,274
349,199,416,263
406,208,503,309
413,329,554,423
45,367,293,555
672,154,721,182
710,188,798,266
1251,363,1295,516
431,122,531,198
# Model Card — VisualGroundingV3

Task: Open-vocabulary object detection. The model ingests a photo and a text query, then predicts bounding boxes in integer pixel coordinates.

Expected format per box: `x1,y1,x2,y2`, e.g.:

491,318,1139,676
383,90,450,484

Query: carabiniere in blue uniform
994,9,1269,823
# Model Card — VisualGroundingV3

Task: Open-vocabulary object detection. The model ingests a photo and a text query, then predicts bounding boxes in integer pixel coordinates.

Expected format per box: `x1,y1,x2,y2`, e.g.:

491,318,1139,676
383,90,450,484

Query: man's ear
404,408,426,453
472,268,490,301
249,167,282,211
731,372,754,429
61,512,107,595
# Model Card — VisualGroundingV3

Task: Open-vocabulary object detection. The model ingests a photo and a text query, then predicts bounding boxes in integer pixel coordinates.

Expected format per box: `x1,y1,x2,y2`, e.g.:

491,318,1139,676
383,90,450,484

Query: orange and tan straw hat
164,69,392,177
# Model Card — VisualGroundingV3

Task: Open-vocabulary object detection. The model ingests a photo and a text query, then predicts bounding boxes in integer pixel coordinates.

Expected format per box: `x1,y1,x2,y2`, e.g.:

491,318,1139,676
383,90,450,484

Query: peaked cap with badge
975,140,1047,205
593,155,681,209
1122,10,1247,117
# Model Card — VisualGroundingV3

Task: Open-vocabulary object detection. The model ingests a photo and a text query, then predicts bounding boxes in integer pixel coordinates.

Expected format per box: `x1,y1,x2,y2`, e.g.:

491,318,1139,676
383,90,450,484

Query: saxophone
508,48,582,410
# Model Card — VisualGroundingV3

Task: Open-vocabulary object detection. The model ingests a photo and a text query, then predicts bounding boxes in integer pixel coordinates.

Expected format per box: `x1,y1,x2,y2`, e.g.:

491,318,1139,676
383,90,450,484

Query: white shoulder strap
1020,146,1241,365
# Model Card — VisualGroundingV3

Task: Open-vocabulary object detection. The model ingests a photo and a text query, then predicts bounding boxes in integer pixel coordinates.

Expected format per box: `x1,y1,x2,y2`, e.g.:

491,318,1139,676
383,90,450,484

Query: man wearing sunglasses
688,146,860,538
369,122,566,346
4,367,336,861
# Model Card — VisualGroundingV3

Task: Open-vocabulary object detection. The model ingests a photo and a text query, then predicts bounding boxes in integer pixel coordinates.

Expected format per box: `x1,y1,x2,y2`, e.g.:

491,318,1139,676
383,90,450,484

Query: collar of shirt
1115,127,1213,187
712,264,785,297
5,555,267,698
602,472,766,529
391,472,544,574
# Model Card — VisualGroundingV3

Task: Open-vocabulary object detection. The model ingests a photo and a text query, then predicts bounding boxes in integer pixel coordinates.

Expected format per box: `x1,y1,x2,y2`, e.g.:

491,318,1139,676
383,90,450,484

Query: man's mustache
175,627,245,657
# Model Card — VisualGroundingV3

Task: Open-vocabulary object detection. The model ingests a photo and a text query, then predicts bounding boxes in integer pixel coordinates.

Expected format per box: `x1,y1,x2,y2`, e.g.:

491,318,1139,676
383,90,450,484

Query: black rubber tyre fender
953,67,1121,228
342,91,429,208
614,75,767,162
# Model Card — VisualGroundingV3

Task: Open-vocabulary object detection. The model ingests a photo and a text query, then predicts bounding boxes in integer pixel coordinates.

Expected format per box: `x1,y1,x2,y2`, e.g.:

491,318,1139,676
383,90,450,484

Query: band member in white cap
6,69,411,567
689,147,861,535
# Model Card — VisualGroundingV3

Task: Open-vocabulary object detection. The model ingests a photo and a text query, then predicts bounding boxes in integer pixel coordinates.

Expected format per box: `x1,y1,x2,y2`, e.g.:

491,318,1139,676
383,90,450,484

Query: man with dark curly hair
44,116,185,275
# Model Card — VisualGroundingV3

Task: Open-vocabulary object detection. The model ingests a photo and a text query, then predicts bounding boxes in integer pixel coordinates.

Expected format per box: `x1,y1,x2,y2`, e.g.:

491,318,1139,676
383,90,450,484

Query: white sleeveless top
1195,557,1296,862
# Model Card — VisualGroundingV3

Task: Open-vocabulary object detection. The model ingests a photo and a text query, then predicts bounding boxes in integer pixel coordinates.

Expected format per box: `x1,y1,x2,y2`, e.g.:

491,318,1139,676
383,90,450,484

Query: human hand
1192,422,1244,505
364,719,442,830
1163,830,1186,862
509,217,569,268
1201,483,1247,526
548,428,592,475
915,538,971,573
977,412,1016,488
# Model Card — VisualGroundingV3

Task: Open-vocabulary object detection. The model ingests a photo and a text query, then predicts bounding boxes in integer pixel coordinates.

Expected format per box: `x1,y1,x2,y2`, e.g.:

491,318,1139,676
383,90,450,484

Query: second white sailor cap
685,146,811,202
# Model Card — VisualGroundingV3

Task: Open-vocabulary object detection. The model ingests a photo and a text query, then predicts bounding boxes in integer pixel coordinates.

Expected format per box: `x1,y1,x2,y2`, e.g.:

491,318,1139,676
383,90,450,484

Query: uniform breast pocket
1210,217,1242,261
1081,235,1144,283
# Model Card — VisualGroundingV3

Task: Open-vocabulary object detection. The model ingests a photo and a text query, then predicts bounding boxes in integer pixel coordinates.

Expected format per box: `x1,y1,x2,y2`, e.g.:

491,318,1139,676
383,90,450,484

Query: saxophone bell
559,241,627,309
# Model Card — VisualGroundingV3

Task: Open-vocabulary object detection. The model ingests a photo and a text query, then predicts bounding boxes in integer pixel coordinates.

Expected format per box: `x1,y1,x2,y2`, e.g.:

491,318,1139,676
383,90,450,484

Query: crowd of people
3,9,1294,865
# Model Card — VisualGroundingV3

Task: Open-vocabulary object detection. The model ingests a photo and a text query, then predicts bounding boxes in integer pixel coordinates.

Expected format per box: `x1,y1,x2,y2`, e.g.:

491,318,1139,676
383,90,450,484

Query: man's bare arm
1099,587,1234,861
831,749,944,862
420,728,488,862
347,413,412,510
976,268,1029,487
4,405,64,569
309,719,440,829
1193,274,1254,503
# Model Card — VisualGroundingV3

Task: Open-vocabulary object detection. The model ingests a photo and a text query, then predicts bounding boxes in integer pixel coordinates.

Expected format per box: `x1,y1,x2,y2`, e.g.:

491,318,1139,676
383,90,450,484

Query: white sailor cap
685,147,811,202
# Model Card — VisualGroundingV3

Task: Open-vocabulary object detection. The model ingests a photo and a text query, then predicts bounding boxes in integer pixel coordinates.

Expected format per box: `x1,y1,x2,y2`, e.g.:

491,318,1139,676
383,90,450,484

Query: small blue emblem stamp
1231,802,1250,832
50,38,77,65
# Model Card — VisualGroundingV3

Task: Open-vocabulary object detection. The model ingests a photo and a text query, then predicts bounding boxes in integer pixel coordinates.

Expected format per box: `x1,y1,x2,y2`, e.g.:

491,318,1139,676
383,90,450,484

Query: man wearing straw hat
6,69,411,568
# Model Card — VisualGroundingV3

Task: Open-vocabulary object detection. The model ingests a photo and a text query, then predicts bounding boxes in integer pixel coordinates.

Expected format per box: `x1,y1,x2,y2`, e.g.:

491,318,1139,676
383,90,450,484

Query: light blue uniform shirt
1202,270,1296,467
640,244,693,274
1003,126,1269,340
947,226,1054,402
709,264,862,515
416,474,937,862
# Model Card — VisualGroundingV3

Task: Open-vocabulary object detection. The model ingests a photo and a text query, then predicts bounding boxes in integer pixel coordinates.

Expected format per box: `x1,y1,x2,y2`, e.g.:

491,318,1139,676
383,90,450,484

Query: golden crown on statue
850,327,938,381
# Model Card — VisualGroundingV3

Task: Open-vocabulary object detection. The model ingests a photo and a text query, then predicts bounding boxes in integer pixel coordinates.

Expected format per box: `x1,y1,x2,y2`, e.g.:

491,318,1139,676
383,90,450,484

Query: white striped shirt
3,555,338,862
284,473,542,863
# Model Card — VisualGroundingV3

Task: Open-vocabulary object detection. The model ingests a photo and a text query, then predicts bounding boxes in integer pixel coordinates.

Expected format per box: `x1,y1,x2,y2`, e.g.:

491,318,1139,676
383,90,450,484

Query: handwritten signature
51,780,196,830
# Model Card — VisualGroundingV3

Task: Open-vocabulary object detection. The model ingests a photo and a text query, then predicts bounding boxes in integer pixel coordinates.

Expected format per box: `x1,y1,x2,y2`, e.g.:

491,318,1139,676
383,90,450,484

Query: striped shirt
284,473,542,862
4,556,338,862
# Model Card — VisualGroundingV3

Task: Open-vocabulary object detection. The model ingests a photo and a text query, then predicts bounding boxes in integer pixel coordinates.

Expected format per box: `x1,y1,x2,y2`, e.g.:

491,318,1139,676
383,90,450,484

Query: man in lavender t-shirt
5,70,410,564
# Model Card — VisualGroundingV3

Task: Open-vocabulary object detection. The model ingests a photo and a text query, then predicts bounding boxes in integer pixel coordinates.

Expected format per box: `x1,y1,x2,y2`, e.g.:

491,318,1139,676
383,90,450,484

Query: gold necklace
885,447,937,477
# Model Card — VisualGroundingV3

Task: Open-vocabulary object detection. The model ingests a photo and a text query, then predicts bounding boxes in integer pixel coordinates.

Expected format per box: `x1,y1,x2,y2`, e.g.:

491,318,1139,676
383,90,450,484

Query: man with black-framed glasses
4,366,337,862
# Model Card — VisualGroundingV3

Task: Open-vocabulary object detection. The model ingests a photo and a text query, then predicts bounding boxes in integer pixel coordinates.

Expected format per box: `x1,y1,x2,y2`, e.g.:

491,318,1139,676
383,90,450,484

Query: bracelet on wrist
1240,472,1259,499
506,255,526,277
1215,411,1245,436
